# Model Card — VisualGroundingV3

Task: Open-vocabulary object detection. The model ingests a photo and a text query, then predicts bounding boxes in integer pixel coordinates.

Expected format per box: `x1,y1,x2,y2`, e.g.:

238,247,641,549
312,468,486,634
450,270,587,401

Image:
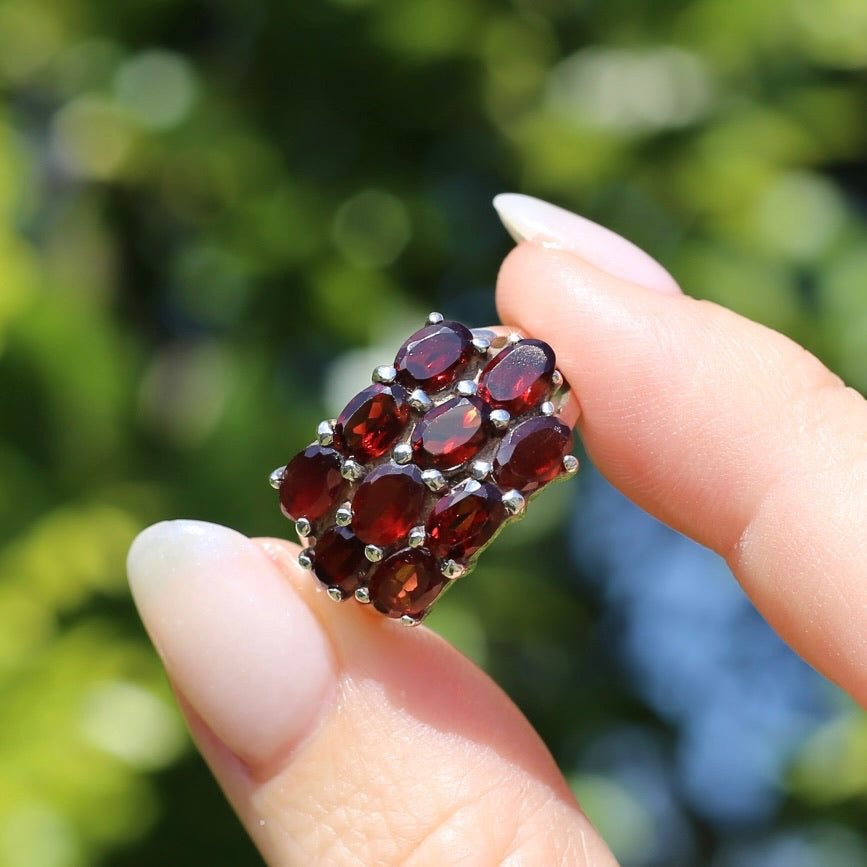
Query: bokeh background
1,0,866,864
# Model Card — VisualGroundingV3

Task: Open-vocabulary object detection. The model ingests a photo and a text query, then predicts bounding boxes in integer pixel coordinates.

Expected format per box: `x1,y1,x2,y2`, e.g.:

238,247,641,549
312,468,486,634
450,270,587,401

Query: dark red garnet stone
494,417,573,494
334,383,409,461
351,463,427,546
280,445,344,521
368,547,446,618
410,395,488,470
312,526,367,595
394,320,473,390
426,480,506,560
478,339,555,416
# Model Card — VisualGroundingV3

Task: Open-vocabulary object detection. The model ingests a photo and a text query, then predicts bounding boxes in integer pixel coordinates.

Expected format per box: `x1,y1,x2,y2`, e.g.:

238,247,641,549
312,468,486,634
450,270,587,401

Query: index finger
494,208,867,705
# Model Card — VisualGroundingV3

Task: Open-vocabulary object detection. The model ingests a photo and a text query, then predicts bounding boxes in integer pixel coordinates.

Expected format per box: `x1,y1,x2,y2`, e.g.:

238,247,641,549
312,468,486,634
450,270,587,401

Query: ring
270,312,579,625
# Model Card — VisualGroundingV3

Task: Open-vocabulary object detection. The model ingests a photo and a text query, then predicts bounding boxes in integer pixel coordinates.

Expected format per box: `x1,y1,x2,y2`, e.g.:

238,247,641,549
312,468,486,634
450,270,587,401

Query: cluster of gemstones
271,313,578,625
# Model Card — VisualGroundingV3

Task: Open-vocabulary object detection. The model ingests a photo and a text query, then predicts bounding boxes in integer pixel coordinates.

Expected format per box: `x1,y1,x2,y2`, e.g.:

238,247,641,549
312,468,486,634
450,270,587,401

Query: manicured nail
493,193,682,295
127,520,336,767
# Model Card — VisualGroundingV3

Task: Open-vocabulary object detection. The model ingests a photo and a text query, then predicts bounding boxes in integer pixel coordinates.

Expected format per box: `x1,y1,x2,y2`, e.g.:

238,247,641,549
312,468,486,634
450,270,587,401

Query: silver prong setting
421,468,447,492
268,466,286,489
273,314,579,623
490,409,511,431
502,489,526,517
408,389,432,412
373,365,397,384
400,613,423,626
317,419,336,446
441,559,465,580
364,544,383,563
393,443,413,464
469,460,492,480
341,459,365,482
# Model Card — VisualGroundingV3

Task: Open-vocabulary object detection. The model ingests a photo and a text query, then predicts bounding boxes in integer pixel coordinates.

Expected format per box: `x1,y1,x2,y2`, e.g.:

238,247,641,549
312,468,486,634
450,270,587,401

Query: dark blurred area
1,0,866,864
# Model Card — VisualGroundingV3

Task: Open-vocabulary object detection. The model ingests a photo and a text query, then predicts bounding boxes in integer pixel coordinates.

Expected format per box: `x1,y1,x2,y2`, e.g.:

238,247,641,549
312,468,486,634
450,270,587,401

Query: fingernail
493,193,682,295
127,520,336,767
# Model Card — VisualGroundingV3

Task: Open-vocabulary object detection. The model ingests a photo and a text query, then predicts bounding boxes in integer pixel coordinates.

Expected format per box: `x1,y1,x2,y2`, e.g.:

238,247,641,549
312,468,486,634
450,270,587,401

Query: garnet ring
270,313,578,625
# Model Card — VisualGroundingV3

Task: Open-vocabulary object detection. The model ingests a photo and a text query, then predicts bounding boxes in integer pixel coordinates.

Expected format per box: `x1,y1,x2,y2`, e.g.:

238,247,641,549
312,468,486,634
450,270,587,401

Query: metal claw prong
341,459,365,482
408,526,426,548
317,419,336,446
297,550,313,570
400,613,424,626
335,504,353,526
552,369,564,388
472,336,491,354
469,460,492,480
269,466,286,489
364,544,383,563
455,379,478,397
540,401,556,417
393,443,413,464
562,454,580,475
326,587,344,602
490,409,511,431
507,331,521,345
421,468,447,492
427,311,444,325
355,587,371,604
373,365,397,384
502,489,526,517
295,518,312,538
441,559,465,580
408,389,432,412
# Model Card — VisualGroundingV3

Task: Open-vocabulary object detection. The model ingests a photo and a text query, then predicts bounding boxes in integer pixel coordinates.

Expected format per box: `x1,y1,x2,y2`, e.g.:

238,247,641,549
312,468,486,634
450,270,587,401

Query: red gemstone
478,339,556,415
394,320,473,390
368,547,447,618
312,526,367,595
426,480,506,560
351,463,428,546
493,417,574,494
411,395,488,470
334,383,410,461
280,445,344,521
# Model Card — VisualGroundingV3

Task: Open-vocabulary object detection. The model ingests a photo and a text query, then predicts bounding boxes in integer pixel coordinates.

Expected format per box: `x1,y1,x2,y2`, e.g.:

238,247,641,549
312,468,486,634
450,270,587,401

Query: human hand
127,194,867,865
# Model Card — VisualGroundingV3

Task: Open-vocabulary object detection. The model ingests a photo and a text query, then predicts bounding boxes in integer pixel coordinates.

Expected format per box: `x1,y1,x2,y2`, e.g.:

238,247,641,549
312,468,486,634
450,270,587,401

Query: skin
128,229,867,865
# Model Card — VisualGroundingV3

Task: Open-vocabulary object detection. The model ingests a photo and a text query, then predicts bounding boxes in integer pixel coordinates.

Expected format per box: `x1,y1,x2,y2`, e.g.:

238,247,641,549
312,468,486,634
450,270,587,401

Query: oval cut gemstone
279,445,344,521
335,383,410,461
394,320,473,390
493,417,574,494
368,547,447,618
312,526,367,595
351,463,427,546
410,395,488,470
478,339,556,415
426,480,506,560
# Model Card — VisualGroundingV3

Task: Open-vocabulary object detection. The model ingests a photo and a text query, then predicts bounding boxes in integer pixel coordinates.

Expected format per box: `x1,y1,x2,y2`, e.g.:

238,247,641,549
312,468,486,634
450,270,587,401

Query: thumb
127,519,618,866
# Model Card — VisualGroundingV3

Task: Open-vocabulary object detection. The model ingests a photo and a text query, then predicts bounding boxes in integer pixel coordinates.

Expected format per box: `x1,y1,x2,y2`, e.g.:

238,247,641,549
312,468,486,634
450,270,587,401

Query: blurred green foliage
0,0,866,864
